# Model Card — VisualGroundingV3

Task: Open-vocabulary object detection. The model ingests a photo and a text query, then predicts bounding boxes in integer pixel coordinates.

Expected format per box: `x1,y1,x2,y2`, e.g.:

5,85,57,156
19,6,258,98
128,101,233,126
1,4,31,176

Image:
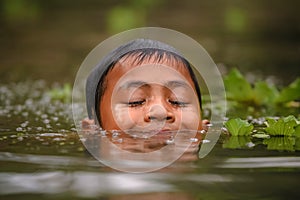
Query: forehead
106,53,194,85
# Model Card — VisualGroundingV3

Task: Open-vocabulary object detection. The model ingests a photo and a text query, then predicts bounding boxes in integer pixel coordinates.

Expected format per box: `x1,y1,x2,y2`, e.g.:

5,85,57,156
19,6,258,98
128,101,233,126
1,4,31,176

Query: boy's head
86,39,203,131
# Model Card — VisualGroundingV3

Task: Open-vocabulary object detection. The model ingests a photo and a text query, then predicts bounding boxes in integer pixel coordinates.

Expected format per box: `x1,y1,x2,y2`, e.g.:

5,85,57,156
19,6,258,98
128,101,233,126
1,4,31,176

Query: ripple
218,157,300,168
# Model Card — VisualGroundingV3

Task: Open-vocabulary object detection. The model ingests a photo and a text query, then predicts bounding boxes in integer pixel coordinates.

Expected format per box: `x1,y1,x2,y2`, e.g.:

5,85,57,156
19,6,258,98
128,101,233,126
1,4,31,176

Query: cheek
179,108,201,129
128,109,143,124
112,105,144,129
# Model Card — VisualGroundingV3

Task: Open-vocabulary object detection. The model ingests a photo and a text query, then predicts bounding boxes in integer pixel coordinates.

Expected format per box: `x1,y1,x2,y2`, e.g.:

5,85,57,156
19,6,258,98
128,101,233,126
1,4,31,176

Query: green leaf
224,118,254,136
48,83,71,103
265,115,299,136
224,68,253,101
253,81,279,105
294,125,300,138
276,78,300,103
263,137,295,151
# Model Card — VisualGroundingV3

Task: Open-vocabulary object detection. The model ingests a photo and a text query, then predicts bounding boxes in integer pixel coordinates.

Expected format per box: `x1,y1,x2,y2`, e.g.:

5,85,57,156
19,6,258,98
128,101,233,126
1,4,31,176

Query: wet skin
100,54,204,132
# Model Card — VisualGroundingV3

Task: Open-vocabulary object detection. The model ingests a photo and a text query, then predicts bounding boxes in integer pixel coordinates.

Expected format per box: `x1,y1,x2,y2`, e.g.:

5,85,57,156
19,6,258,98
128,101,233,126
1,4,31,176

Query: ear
81,118,96,130
201,119,210,131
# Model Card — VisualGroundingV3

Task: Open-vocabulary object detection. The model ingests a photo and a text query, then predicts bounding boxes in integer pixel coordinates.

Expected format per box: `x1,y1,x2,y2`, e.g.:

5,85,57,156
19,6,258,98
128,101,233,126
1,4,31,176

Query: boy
84,39,208,153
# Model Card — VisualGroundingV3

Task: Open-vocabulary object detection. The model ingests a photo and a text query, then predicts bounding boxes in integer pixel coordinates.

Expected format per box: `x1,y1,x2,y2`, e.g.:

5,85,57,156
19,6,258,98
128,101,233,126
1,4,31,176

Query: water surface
1,81,299,199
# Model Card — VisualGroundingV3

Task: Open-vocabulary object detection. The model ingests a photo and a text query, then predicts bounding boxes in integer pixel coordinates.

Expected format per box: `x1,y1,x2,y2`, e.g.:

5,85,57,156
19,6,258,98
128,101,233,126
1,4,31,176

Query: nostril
166,113,175,122
166,116,172,120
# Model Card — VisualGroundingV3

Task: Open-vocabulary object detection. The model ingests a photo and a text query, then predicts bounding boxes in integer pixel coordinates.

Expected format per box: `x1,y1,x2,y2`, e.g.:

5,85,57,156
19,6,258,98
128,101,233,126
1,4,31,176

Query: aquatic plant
47,83,71,103
224,68,300,106
224,68,253,102
0,81,74,134
222,115,300,151
224,118,253,136
265,115,299,136
275,78,300,104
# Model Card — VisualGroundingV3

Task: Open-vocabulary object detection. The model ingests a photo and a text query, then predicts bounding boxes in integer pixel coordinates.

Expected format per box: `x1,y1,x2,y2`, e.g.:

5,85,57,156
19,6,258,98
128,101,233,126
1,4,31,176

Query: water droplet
221,127,228,134
202,139,210,144
20,122,28,128
41,114,48,119
112,138,123,143
16,127,23,132
165,138,175,145
246,142,255,148
112,131,119,138
100,130,107,136
22,112,28,117
70,128,77,132
43,119,50,124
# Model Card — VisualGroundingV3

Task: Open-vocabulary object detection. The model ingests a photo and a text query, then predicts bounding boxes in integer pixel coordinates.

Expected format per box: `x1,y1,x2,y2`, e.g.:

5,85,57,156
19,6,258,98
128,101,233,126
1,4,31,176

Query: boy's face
100,55,202,132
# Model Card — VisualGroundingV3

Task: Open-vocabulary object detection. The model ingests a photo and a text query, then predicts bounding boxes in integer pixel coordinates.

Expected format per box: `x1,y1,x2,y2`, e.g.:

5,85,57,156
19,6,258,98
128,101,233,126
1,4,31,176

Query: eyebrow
118,81,149,91
165,80,190,89
118,80,190,91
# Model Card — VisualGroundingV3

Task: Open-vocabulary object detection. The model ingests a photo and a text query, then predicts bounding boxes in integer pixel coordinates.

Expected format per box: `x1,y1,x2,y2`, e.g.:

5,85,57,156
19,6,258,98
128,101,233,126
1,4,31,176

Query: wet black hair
86,39,202,127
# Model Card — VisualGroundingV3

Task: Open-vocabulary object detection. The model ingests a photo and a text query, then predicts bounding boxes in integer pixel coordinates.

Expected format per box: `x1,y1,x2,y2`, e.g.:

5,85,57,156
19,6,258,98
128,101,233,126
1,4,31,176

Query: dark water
0,81,300,199
0,0,299,85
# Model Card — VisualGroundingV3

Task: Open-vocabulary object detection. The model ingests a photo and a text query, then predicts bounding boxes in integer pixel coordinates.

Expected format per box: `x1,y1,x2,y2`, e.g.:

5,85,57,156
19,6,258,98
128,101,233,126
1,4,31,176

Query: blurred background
0,0,299,85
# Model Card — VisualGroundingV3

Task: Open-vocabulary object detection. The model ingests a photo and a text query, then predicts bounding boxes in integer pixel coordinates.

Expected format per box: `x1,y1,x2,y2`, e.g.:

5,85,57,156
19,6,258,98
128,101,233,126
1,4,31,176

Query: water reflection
80,128,205,172
1,151,300,199
219,157,300,169
0,170,236,199
222,135,300,151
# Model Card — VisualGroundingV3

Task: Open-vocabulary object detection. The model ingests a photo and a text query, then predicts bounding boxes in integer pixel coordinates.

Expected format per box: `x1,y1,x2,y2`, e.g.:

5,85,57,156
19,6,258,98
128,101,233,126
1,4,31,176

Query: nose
144,104,175,123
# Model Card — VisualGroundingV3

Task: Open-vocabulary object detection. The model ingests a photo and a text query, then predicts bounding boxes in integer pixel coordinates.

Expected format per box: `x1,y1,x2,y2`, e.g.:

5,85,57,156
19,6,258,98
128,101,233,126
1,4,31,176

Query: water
1,81,300,199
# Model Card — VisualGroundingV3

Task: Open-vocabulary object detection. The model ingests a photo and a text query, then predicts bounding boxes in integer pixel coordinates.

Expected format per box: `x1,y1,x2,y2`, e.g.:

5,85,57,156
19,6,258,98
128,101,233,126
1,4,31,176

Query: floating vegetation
0,80,82,155
0,80,75,134
47,83,72,103
224,68,300,107
221,69,299,151
222,115,300,151
224,118,253,136
265,115,299,136
275,78,300,104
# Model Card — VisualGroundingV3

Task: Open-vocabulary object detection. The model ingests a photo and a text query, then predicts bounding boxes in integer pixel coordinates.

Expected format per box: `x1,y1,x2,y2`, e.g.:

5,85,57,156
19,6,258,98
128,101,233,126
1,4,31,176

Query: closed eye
168,99,188,107
128,100,146,107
